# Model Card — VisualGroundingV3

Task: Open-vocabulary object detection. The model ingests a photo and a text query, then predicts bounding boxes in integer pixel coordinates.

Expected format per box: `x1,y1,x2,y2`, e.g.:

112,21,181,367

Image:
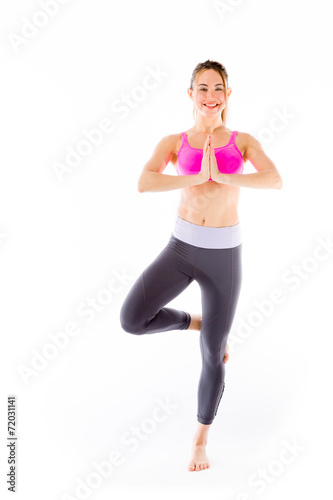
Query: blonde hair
190,59,229,124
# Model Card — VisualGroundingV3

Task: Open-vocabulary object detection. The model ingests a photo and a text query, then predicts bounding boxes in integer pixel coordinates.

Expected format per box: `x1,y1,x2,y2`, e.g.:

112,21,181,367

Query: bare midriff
170,130,244,228
176,182,240,228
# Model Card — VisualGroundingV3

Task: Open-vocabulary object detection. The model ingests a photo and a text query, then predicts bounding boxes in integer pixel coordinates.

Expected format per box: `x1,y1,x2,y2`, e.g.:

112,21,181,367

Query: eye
198,87,224,92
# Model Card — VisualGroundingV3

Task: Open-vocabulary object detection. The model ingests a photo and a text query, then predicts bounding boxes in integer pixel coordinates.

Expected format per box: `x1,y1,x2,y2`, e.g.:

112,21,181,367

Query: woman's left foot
224,343,229,363
188,444,210,471
188,313,202,331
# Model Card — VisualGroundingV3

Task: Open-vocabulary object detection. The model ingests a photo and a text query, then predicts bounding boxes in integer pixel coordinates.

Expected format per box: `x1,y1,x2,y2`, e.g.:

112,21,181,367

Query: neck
193,115,225,134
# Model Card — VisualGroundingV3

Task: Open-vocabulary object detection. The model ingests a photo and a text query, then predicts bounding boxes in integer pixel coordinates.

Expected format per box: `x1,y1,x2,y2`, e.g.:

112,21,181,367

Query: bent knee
120,319,142,334
119,306,143,334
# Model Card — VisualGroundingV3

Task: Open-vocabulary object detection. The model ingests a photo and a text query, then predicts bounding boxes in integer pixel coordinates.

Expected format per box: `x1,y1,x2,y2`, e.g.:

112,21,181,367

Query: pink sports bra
176,131,244,181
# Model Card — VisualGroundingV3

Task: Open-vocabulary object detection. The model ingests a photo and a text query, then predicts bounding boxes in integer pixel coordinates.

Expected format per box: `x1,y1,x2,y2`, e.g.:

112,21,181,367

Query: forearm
220,169,283,189
138,172,202,192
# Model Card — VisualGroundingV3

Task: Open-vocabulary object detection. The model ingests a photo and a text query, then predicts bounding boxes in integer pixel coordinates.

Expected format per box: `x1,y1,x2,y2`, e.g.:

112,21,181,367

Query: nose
206,91,219,100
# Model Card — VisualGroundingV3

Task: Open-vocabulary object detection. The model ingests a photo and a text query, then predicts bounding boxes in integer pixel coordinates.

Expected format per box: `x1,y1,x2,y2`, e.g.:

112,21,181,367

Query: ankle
192,438,207,447
189,313,202,331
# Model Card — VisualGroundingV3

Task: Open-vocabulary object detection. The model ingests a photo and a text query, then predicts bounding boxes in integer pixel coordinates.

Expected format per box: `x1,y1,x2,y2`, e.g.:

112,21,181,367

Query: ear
187,88,194,101
227,87,232,98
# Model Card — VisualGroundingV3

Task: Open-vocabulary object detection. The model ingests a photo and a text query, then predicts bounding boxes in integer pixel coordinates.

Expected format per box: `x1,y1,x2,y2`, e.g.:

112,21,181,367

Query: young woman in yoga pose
120,59,283,472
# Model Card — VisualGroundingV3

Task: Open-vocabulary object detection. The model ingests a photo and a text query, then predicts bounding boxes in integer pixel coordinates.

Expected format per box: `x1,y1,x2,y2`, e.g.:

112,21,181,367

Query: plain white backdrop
0,0,332,499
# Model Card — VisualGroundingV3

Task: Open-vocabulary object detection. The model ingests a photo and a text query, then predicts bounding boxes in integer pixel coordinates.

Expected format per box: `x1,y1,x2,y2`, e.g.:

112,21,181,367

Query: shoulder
159,133,184,160
149,133,181,155
238,132,264,161
148,133,183,166
238,132,261,147
156,133,182,150
159,132,182,163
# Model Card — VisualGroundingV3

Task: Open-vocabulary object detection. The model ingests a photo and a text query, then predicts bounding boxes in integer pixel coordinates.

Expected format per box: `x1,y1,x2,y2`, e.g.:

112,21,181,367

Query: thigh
120,236,196,322
196,244,242,342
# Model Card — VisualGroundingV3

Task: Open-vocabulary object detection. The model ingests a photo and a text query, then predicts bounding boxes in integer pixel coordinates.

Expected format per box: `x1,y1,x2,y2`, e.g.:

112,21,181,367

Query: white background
0,0,332,499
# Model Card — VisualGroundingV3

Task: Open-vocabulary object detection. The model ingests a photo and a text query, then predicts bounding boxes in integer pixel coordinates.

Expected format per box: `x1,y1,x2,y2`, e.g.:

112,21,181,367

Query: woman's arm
216,133,283,189
138,134,205,192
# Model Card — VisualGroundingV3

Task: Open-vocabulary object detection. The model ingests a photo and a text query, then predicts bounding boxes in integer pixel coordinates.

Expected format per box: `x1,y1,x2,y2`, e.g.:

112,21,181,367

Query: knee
120,319,141,334
119,303,143,334
119,309,137,334
204,341,228,367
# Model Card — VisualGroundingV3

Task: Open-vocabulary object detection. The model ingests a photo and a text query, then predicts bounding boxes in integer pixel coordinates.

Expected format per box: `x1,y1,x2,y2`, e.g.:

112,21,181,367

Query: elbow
270,171,283,189
137,182,145,193
138,171,156,192
137,175,146,193
275,175,283,189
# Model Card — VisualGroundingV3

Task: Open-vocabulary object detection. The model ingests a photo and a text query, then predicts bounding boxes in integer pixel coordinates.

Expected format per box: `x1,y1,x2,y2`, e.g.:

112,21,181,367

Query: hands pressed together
197,134,228,184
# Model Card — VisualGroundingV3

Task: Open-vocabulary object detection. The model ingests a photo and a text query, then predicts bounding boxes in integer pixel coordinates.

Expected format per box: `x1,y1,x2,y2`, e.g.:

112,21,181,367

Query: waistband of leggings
172,216,242,249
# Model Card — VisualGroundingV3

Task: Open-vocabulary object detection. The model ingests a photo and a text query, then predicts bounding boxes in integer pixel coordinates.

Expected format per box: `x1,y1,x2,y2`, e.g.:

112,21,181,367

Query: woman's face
189,68,231,117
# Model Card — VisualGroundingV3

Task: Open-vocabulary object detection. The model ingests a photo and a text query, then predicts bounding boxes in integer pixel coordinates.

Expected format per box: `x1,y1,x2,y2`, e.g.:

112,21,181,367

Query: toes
189,461,210,471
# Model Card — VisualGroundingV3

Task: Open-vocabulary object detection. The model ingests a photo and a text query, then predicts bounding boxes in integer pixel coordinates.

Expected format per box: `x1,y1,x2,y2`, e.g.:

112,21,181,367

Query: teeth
205,104,218,107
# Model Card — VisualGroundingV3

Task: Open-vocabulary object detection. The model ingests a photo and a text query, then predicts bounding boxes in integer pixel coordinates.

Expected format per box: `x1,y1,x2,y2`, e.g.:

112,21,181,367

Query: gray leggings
119,216,242,425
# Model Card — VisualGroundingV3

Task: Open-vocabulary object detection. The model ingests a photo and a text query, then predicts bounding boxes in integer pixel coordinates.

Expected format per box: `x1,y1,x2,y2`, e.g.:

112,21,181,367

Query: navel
202,217,206,226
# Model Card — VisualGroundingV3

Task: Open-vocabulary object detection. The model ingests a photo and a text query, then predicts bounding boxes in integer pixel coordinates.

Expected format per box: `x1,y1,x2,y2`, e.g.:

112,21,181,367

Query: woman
120,59,283,472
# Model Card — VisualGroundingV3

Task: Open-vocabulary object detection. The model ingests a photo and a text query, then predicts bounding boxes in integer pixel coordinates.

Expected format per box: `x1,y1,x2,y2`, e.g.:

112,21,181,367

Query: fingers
205,134,214,156
204,135,210,155
209,134,214,155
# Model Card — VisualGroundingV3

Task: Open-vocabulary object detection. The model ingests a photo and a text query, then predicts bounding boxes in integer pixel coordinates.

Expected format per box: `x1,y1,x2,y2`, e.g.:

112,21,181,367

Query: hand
197,135,211,184
209,134,228,184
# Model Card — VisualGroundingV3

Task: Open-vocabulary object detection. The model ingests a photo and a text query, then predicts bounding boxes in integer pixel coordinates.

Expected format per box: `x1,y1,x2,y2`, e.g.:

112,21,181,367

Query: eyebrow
197,83,224,87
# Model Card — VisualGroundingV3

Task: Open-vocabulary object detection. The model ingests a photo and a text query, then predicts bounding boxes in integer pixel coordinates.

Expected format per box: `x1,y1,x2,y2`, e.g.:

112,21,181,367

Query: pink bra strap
231,131,238,144
181,132,189,147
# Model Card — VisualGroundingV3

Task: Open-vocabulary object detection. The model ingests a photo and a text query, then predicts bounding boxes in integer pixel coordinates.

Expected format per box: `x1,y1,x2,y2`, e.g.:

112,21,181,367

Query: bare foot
188,313,202,331
188,314,229,363
224,342,229,363
188,444,210,471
